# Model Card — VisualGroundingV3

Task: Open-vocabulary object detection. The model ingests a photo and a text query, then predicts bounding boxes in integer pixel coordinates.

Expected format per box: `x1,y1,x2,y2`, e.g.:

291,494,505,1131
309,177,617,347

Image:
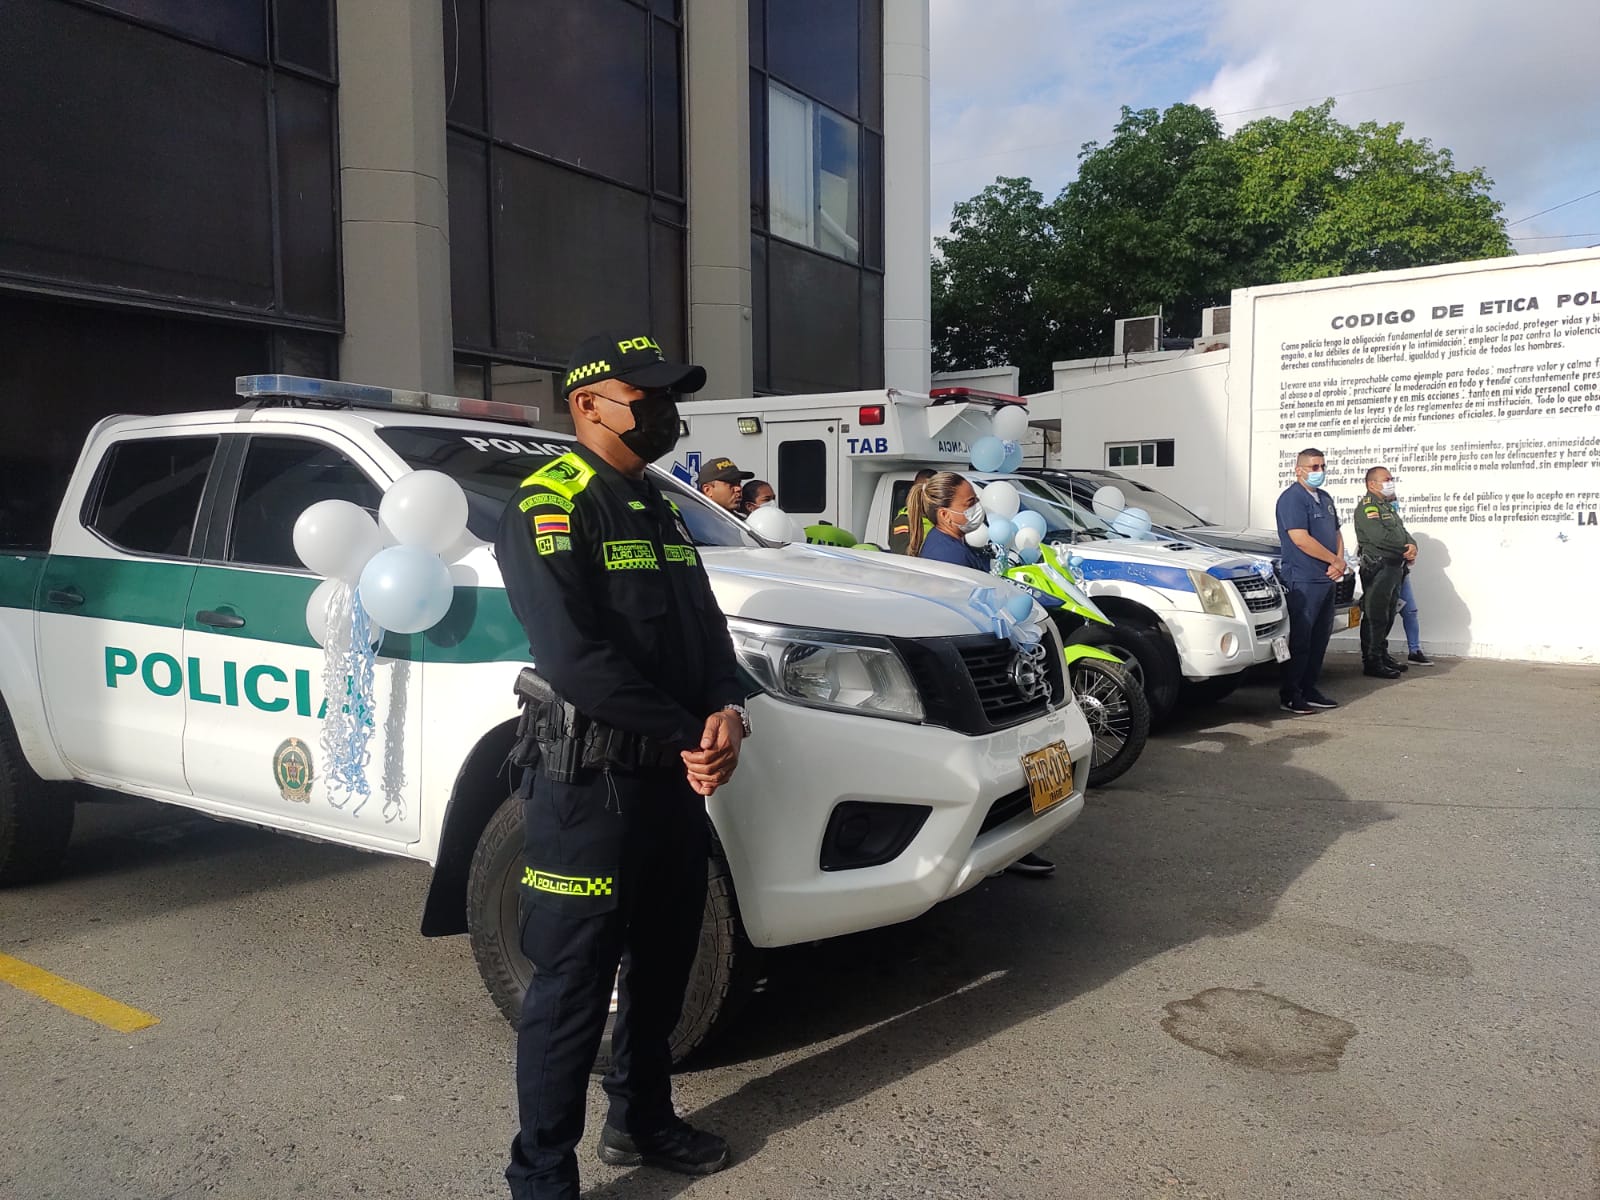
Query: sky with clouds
929,0,1600,255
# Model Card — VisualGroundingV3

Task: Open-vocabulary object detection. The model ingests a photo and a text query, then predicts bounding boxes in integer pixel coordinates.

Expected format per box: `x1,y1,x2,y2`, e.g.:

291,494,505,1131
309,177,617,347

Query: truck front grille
896,632,1064,735
1235,574,1283,613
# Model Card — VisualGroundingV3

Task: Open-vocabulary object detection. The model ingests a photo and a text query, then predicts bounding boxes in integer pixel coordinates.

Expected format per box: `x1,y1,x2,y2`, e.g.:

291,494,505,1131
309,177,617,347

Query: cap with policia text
697,457,754,487
562,331,707,398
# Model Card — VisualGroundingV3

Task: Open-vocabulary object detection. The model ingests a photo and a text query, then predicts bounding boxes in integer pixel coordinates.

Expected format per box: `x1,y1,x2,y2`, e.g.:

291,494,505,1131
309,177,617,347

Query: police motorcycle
805,517,1148,789
1000,543,1150,788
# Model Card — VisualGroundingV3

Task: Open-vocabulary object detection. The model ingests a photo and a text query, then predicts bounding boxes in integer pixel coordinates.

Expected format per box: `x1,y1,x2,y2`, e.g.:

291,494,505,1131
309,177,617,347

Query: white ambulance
676,387,1289,721
0,376,1092,1062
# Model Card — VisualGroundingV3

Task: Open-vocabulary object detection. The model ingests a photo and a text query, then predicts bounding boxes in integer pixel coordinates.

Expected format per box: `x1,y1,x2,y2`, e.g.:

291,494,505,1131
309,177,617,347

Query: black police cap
562,331,707,399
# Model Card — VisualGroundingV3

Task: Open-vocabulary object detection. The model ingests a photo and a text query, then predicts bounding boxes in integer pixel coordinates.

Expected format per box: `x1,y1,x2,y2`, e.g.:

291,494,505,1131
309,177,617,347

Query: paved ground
2,653,1597,1200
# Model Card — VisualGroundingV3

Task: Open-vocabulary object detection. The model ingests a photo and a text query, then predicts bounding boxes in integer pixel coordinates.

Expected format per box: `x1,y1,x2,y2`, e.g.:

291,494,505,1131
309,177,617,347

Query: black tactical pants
505,764,709,1200
1359,558,1405,665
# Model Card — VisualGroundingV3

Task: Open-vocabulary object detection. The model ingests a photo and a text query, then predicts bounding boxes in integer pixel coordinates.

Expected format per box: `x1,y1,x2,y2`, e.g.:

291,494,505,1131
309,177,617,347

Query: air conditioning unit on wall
1201,305,1231,338
1114,314,1161,356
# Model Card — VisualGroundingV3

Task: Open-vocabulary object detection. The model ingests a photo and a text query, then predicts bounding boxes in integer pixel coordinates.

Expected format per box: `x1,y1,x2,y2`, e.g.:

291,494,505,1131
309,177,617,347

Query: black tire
1069,657,1150,788
1180,674,1241,707
466,792,758,1071
1066,622,1182,726
0,704,74,886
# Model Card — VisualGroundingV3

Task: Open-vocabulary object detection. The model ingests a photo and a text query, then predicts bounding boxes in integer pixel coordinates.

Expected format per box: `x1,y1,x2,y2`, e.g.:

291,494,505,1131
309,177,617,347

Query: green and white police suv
0,375,1091,1059
676,386,1289,722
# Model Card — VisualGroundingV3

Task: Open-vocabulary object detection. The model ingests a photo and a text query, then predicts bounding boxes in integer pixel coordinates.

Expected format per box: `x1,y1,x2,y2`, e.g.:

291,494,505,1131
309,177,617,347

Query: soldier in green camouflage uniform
1354,466,1417,679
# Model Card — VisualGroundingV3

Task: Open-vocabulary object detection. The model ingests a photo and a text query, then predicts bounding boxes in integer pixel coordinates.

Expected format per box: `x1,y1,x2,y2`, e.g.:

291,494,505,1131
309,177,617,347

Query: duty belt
513,668,680,781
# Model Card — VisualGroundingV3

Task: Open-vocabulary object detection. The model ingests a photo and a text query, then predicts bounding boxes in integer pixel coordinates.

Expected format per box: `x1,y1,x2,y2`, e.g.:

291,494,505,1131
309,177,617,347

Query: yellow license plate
1021,740,1074,816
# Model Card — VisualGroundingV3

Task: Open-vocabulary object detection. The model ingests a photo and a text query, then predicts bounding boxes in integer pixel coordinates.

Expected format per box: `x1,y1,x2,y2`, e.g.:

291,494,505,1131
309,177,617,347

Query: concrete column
685,0,753,399
882,0,931,393
335,0,453,391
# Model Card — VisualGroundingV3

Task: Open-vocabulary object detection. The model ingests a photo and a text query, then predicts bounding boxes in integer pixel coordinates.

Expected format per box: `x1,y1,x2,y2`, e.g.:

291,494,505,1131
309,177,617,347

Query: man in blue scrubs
1275,447,1351,714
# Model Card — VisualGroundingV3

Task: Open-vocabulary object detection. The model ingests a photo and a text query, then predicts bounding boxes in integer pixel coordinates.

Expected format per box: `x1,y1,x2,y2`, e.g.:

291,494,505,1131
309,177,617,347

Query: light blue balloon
970,436,1005,473
987,516,1016,548
999,439,1024,472
1003,592,1035,622
1018,543,1043,564
1110,506,1152,539
1013,510,1047,538
358,544,455,634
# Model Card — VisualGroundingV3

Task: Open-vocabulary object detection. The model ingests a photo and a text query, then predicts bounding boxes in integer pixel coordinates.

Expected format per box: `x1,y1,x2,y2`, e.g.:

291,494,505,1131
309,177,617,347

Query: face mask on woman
948,500,985,534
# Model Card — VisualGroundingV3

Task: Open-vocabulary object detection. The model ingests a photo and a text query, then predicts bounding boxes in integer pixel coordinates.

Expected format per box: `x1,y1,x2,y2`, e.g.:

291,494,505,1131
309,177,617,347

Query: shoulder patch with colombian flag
534,515,571,536
520,452,595,499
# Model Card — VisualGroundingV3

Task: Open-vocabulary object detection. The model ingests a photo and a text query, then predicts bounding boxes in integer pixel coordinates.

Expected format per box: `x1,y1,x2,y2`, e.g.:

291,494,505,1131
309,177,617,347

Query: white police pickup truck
0,376,1092,1060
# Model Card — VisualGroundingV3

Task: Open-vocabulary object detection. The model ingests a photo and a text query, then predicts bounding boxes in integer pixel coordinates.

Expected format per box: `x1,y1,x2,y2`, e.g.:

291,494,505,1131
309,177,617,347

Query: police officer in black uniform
495,331,751,1200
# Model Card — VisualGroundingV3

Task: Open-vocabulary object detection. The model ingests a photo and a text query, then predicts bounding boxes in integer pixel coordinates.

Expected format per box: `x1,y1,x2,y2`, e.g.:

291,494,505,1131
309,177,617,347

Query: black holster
512,668,679,783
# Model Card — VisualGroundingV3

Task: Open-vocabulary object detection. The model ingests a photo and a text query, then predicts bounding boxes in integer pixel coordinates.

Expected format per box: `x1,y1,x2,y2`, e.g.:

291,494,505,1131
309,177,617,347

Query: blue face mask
1306,470,1326,488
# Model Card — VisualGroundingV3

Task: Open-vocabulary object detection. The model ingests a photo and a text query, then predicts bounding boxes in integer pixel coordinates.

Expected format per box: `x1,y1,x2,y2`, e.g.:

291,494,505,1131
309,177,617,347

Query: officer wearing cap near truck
494,330,751,1199
1353,465,1417,679
697,457,753,514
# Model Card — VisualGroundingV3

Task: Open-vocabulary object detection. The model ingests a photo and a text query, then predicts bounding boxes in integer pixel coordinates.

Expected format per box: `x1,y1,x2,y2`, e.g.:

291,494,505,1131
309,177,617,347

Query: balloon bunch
967,403,1030,474
1088,483,1156,541
961,479,1052,567
292,471,470,811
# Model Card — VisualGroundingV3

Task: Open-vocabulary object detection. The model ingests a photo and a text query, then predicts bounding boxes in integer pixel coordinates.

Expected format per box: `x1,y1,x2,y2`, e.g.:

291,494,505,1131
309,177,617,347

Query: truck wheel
466,792,757,1071
1180,674,1241,706
1069,657,1150,788
1068,623,1181,727
0,706,74,886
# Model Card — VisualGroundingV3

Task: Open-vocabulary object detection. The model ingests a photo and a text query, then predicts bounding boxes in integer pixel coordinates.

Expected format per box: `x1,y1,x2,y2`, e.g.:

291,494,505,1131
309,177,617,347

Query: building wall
1030,247,1600,664
1,0,929,504
1233,247,1600,664
1026,352,1235,524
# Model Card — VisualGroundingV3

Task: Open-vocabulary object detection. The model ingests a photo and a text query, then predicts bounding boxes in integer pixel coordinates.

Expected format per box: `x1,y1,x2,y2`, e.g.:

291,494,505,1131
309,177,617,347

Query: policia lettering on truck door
493,331,751,1200
1353,466,1417,680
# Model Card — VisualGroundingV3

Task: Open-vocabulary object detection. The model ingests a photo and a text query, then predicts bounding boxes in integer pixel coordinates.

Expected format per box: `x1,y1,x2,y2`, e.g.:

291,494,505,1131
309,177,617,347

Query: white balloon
293,499,382,584
1013,525,1043,554
305,578,380,648
991,405,1029,442
358,545,455,634
1091,485,1128,522
981,480,1021,521
379,470,469,555
747,505,799,543
964,523,991,548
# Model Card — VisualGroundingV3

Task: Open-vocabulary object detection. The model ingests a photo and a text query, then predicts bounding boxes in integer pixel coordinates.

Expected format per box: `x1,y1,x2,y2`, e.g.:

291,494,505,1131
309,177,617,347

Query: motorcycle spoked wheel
1069,656,1151,788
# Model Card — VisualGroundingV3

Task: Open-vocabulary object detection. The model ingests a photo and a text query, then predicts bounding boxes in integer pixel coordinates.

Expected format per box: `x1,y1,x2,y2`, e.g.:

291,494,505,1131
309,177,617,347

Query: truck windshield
375,427,758,548
1010,478,1113,540
1073,472,1209,529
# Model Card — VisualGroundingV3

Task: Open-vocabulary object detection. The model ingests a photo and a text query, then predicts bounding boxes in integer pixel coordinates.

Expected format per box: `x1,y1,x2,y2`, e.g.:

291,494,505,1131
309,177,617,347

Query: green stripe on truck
13,555,531,665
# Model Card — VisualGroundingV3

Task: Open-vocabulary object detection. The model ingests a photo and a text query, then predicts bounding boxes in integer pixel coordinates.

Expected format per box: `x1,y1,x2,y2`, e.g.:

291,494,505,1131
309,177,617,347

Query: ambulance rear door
767,419,840,529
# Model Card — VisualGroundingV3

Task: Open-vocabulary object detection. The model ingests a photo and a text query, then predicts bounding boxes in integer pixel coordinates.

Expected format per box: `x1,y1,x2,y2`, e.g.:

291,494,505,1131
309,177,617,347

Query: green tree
932,100,1511,390
1226,99,1511,280
931,177,1064,392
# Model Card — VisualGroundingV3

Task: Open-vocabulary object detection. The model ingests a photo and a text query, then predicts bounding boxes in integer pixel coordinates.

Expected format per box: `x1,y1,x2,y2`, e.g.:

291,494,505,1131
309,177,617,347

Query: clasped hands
682,710,744,797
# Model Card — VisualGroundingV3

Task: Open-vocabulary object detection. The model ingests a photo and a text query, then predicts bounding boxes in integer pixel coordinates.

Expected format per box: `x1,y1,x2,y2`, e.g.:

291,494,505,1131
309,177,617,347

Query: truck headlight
1188,570,1237,618
727,620,924,722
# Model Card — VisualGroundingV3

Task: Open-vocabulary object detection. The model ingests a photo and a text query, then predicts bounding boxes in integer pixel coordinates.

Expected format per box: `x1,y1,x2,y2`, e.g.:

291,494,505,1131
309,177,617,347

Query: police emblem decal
273,738,314,802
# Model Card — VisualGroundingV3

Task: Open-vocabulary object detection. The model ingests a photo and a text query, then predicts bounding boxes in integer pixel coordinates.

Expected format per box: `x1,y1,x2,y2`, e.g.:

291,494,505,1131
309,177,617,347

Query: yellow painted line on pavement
0,952,159,1033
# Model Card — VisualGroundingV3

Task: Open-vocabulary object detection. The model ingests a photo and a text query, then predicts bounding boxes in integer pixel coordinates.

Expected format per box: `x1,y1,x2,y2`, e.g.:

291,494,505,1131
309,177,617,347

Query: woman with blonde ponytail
909,471,989,570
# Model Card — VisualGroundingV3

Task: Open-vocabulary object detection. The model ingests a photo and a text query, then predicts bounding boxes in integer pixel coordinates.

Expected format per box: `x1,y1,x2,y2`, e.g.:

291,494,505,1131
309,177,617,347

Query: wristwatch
722,704,752,737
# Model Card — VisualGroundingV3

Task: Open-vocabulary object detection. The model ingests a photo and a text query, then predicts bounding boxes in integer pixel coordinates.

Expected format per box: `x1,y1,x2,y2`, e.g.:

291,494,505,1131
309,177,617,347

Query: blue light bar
235,374,539,423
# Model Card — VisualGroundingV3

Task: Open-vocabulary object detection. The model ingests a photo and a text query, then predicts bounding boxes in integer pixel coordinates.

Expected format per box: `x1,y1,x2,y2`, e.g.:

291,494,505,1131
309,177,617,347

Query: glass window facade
444,0,685,405
751,0,883,394
0,0,340,326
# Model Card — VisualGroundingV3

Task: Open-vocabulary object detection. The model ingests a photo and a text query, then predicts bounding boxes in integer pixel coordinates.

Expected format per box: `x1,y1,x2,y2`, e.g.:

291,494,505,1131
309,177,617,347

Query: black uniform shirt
495,447,745,750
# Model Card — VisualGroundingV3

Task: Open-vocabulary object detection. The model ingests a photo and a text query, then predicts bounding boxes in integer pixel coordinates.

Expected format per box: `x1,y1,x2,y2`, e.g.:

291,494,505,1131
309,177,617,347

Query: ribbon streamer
968,586,1045,654
319,583,380,813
